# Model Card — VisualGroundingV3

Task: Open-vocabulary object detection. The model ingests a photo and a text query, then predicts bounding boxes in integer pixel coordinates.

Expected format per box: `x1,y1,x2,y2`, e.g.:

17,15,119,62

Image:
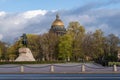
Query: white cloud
98,24,109,30
86,24,110,33
78,15,95,24
0,4,120,43
87,26,97,32
22,10,47,19
0,34,3,40
0,10,50,43
0,11,6,17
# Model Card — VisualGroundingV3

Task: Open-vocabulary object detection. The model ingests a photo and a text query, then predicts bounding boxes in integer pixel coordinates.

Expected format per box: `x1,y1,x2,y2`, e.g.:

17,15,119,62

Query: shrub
108,62,120,66
0,61,65,65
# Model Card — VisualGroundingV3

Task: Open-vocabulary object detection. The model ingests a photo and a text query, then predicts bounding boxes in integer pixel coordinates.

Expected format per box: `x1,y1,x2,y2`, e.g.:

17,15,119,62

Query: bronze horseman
21,33,28,47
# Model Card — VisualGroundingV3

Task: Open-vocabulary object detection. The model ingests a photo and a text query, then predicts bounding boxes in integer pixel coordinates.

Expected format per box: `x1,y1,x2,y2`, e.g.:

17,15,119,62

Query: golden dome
52,14,64,27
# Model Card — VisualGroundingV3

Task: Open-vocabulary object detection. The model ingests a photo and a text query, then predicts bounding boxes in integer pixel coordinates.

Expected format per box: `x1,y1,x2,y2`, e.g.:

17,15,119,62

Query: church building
49,14,66,35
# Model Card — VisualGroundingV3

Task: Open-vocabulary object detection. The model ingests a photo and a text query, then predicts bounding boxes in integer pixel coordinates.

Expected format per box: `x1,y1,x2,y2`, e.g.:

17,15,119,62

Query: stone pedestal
15,48,35,61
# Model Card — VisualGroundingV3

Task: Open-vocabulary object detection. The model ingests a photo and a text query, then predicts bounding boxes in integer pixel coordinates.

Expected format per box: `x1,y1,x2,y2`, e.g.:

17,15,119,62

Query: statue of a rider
21,33,28,47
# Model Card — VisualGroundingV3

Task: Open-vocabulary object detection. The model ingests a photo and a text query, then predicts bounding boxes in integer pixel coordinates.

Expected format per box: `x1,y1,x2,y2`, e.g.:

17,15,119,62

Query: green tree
40,33,58,61
58,34,73,61
0,41,8,60
27,34,40,60
0,48,2,59
104,34,120,61
7,45,17,60
92,29,104,59
67,21,86,61
82,32,94,60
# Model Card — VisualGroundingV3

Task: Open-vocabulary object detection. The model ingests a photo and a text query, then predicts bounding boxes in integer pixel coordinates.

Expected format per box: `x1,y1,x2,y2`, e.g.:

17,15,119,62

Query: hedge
108,62,120,66
0,61,65,65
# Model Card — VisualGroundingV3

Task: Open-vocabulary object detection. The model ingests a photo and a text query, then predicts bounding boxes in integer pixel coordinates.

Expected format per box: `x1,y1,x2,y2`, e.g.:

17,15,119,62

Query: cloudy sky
0,0,120,43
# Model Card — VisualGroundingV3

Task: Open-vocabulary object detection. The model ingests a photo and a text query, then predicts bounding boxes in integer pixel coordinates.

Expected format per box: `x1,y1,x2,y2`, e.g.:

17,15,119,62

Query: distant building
49,14,66,35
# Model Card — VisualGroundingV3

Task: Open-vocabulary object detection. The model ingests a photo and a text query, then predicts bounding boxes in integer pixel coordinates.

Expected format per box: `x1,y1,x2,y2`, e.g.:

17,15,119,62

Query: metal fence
0,64,119,73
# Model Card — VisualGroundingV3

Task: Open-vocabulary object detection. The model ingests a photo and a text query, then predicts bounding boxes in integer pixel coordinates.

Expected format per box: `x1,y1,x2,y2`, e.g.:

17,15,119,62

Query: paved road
0,73,120,80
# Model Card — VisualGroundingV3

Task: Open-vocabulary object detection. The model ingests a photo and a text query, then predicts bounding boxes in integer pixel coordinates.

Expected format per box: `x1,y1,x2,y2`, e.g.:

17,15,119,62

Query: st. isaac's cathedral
49,14,66,35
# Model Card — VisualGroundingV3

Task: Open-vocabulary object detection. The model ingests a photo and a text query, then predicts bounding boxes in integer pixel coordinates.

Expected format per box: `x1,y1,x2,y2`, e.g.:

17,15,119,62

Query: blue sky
0,0,119,12
0,0,85,12
0,0,120,43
